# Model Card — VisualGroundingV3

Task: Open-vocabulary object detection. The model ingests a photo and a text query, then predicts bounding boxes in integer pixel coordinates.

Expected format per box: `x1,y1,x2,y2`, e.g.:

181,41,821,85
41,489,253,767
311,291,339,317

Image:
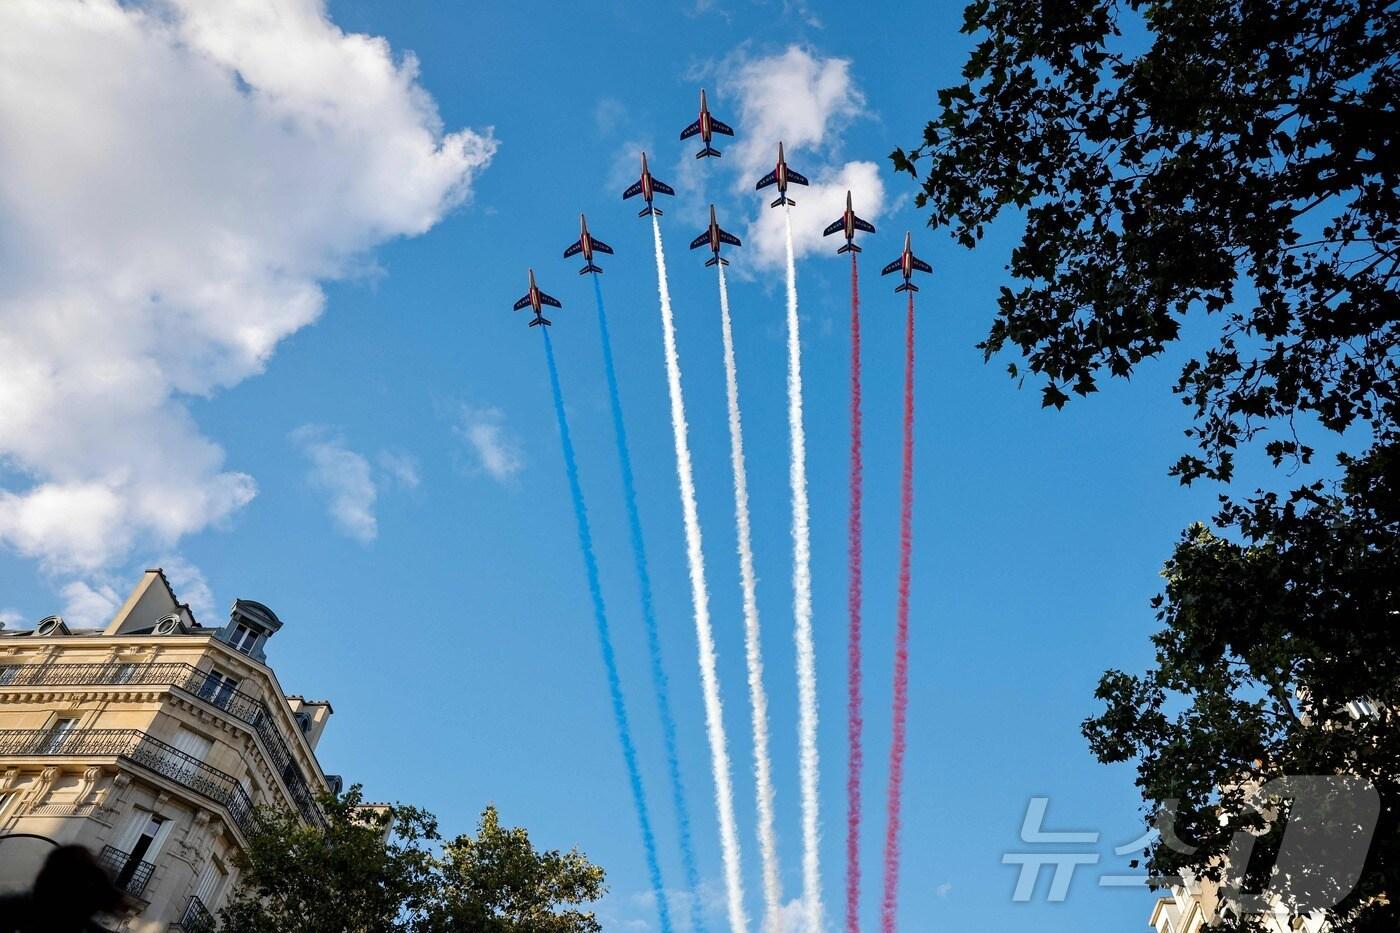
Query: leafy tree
218,790,605,933
892,0,1397,484
423,807,606,933
893,0,1397,929
219,787,438,933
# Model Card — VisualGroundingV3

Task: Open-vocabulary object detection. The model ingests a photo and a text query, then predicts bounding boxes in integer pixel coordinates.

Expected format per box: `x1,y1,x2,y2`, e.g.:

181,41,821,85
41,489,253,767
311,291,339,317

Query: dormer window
228,623,260,654
294,711,312,733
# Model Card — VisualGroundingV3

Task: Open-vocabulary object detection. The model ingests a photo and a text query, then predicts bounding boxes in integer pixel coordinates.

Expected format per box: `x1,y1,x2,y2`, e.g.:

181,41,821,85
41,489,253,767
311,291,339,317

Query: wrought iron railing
176,894,216,933
97,844,155,898
0,728,253,836
0,661,325,829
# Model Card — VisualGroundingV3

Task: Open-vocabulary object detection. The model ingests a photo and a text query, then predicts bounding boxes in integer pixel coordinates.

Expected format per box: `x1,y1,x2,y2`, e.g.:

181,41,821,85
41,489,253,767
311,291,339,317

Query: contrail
715,261,783,931
650,214,749,933
880,293,916,933
540,328,673,933
783,207,824,933
591,273,707,933
845,251,864,933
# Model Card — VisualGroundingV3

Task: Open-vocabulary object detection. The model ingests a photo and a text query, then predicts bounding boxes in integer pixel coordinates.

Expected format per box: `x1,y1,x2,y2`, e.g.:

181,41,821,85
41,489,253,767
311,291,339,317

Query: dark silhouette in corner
0,846,122,933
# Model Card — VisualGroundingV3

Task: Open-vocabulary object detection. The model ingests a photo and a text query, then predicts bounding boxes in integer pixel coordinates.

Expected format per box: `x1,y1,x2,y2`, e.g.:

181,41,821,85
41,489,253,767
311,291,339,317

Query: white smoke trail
716,262,784,931
651,215,749,933
784,207,824,933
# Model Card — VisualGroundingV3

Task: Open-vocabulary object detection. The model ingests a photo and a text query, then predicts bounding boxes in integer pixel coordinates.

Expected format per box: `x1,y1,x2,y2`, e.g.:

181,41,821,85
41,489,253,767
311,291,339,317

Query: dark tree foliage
1085,443,1399,930
894,0,1398,929
892,0,1397,483
219,789,604,933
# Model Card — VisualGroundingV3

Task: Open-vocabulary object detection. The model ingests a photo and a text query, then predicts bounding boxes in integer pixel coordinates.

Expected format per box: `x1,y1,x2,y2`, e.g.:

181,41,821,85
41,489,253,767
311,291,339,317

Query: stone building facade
0,570,338,932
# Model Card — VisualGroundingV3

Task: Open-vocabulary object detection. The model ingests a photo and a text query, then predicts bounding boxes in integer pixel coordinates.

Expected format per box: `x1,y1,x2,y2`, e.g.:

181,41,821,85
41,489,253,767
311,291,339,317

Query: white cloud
156,555,216,621
291,426,378,543
719,46,885,268
456,404,524,483
377,451,422,490
936,882,954,898
0,0,495,572
60,579,122,629
0,608,26,629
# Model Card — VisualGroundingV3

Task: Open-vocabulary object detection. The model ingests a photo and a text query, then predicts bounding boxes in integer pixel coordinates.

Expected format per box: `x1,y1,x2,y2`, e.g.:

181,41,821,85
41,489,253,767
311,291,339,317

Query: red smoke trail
881,291,916,933
845,251,864,933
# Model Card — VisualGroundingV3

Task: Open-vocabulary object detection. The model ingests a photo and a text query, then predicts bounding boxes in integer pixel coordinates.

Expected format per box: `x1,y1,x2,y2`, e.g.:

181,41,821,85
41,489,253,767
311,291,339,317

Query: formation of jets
514,91,929,325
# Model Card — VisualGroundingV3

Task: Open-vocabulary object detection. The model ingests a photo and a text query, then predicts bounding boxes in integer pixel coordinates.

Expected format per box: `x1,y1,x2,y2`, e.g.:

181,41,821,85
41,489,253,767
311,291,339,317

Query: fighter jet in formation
563,214,614,275
623,152,676,217
823,191,877,253
882,233,933,292
512,268,562,327
755,142,809,208
679,89,735,159
689,205,742,267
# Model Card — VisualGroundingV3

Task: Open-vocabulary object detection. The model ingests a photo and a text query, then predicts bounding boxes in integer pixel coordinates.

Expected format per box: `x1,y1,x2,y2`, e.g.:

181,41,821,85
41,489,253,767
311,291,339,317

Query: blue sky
0,1,1274,930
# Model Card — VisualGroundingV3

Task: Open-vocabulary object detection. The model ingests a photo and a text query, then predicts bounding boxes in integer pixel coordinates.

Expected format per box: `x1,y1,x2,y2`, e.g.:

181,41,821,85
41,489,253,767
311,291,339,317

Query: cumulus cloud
0,0,495,572
0,608,26,629
719,46,885,268
60,579,123,629
291,426,378,543
157,555,217,621
456,404,524,483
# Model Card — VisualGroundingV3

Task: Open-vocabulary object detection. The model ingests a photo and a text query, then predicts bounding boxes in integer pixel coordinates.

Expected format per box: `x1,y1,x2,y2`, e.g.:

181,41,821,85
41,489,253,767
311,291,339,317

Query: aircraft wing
822,218,845,237
718,229,742,247
853,216,876,234
563,240,583,259
689,231,710,250
591,239,614,255
651,178,676,196
787,169,810,186
881,258,902,276
711,119,735,136
680,119,702,140
512,295,532,311
623,179,644,200
539,292,562,309
911,257,933,274
755,169,778,190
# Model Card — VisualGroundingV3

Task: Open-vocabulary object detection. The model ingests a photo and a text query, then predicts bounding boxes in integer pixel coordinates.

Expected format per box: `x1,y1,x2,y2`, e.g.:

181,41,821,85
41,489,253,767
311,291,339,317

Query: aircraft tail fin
771,196,795,208
894,282,918,294
704,256,729,267
696,146,722,159
837,242,861,254
529,316,552,327
638,206,663,217
579,263,603,275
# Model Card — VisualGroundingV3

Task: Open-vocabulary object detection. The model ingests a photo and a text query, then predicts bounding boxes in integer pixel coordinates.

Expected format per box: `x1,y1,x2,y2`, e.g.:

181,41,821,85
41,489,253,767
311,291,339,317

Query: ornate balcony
97,844,155,898
173,894,216,933
0,727,253,837
0,661,325,829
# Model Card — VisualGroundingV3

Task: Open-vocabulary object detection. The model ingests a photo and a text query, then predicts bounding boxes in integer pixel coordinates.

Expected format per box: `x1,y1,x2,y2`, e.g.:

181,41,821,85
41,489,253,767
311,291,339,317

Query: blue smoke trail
542,328,673,933
592,274,706,933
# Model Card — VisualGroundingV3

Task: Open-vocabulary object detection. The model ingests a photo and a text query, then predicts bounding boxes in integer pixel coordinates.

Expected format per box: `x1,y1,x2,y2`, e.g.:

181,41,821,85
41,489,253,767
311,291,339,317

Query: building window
39,716,79,754
198,669,240,710
227,623,259,654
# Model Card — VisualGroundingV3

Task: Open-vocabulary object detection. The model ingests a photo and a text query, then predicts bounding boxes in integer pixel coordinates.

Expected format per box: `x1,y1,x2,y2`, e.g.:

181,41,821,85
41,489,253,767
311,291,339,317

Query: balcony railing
97,844,155,898
0,728,253,837
0,661,325,829
174,894,216,933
